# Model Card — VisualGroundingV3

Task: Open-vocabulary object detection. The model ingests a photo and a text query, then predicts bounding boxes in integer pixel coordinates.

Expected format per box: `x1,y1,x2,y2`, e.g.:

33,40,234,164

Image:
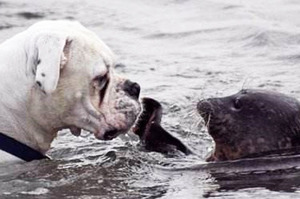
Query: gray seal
197,89,300,161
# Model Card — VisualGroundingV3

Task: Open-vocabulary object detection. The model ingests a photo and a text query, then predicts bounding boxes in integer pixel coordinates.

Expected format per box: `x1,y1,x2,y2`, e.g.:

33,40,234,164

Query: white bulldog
0,20,141,163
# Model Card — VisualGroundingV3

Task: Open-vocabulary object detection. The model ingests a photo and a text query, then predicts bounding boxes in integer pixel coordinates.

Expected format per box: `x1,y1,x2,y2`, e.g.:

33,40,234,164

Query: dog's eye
93,73,110,104
93,73,109,90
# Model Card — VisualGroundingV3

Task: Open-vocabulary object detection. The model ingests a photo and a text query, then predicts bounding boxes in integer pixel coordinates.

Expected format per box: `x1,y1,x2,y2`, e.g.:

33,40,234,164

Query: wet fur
198,89,300,161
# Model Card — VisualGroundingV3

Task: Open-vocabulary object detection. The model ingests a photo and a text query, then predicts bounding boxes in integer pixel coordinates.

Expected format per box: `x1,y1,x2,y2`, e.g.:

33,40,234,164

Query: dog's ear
29,33,72,94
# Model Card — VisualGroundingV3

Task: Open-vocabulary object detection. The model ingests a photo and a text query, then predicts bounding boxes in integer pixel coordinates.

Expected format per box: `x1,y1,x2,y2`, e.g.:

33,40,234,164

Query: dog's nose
123,80,140,99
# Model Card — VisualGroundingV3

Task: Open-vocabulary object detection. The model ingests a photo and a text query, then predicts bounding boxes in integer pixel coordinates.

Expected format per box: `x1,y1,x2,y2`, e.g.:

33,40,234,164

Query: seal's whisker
241,76,254,91
187,109,195,115
185,109,196,117
197,110,208,116
196,119,203,128
185,128,193,141
206,114,211,128
189,111,199,120
241,77,248,90
190,118,201,130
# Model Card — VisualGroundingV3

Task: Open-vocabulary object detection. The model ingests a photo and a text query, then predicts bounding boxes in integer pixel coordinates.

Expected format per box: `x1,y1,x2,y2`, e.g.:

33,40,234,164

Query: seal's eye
233,98,243,110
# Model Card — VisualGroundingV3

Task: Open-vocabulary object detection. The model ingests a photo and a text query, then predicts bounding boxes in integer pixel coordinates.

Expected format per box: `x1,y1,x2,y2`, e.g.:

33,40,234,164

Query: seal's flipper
146,123,193,155
133,97,163,138
133,97,192,155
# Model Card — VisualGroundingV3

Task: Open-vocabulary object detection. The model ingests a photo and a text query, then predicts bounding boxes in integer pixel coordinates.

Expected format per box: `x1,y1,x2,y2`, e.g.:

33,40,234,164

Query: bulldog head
26,20,141,140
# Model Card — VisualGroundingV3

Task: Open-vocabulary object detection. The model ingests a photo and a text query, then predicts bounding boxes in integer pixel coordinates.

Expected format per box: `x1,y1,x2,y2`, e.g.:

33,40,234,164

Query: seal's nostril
123,80,141,99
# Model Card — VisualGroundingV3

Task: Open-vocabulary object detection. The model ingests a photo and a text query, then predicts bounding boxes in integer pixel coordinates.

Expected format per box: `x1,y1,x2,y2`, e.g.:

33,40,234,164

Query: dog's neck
0,106,57,154
0,35,57,154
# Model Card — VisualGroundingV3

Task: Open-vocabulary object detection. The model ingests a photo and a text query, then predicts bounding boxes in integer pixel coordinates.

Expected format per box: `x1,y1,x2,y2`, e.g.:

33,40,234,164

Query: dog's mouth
68,83,142,140
69,126,82,136
69,125,124,140
69,125,126,140
102,129,125,140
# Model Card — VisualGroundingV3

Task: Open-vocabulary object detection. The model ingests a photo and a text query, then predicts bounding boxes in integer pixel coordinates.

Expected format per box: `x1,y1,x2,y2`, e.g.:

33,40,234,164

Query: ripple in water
1,0,300,198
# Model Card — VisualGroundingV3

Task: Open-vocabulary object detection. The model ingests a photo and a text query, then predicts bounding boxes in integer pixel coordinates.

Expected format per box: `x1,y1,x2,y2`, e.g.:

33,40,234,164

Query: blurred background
1,0,300,198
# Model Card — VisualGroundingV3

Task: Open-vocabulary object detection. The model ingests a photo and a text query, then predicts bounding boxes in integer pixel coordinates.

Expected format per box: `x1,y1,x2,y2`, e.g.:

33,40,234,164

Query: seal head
198,89,300,161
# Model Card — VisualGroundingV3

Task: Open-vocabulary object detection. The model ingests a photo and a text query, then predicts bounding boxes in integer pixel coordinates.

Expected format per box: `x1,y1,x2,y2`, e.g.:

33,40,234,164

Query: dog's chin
67,94,142,140
94,100,141,141
69,126,123,140
94,129,126,140
94,114,140,140
67,111,140,140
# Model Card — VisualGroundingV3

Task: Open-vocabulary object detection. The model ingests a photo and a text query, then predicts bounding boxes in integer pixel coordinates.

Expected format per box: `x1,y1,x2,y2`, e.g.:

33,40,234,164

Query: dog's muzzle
99,80,141,140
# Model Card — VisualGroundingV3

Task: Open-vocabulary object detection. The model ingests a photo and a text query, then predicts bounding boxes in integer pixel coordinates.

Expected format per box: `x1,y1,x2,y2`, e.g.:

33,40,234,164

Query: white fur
32,33,68,94
0,20,141,163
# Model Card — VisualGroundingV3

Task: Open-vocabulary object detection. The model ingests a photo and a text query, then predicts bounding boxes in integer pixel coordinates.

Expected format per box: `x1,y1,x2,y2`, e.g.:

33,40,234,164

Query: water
1,0,300,198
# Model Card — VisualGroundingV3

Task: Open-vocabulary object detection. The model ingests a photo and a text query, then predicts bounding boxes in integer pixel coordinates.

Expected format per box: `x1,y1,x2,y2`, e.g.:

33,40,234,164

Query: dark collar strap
0,132,49,162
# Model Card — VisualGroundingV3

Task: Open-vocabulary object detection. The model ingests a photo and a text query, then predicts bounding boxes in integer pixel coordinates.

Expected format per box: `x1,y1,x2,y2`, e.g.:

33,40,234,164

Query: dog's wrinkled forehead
89,58,110,79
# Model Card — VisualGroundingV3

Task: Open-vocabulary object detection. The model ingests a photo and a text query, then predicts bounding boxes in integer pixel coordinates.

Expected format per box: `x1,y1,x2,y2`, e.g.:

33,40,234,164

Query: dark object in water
198,89,300,162
17,12,44,19
133,97,192,155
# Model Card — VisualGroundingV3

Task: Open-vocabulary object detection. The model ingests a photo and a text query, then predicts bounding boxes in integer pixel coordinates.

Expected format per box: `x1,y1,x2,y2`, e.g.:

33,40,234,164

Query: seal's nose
197,99,214,124
123,80,140,99
197,99,213,115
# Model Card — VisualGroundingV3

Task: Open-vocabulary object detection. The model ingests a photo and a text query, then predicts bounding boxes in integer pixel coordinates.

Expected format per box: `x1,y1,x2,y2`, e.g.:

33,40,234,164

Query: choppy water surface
1,0,300,198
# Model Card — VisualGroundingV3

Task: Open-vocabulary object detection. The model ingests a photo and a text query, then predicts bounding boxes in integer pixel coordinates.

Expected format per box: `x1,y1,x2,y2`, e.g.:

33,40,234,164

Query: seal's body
198,89,300,161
